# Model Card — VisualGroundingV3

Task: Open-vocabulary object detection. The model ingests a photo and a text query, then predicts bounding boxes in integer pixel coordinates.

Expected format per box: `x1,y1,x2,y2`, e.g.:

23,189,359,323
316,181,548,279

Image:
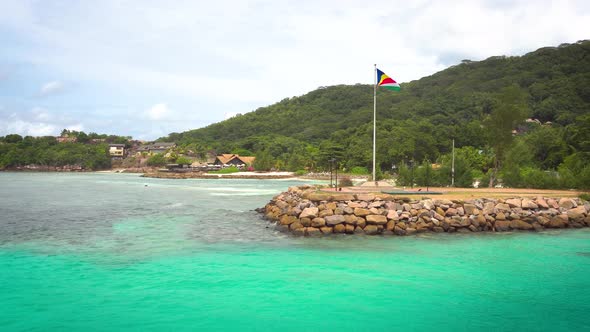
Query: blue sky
1,0,589,140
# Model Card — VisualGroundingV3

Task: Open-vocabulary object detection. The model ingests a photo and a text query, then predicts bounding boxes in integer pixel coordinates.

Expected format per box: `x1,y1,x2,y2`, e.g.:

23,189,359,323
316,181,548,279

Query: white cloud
146,103,171,120
1,119,56,136
39,80,64,96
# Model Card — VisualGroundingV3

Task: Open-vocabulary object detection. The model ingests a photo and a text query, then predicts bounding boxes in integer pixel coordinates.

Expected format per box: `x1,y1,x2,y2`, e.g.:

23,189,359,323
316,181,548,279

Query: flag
377,68,400,91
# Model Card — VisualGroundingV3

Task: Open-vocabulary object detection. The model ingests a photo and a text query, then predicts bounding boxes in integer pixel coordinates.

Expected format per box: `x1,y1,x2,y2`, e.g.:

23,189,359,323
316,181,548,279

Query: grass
209,166,240,174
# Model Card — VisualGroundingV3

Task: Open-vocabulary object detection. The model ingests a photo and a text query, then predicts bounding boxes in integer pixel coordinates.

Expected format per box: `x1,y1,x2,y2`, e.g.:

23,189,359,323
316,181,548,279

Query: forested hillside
162,40,590,188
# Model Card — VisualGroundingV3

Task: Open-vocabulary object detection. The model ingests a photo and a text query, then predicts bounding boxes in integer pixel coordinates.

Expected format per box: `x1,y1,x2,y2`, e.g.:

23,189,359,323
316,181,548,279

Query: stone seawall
260,185,590,236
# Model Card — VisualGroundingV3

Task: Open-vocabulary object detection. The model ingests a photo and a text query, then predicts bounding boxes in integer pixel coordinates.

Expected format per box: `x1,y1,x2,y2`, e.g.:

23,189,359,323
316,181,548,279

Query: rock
334,207,345,215
510,219,533,230
311,217,326,227
356,217,366,228
468,225,478,232
405,228,417,235
319,209,334,218
326,202,337,211
445,208,458,216
344,215,357,225
279,215,298,225
506,198,522,208
532,222,544,231
463,204,477,215
347,201,366,208
366,214,388,225
547,214,568,228
364,225,379,235
369,207,381,215
433,226,445,233
434,199,453,206
325,215,346,226
422,199,435,210
345,224,355,234
292,227,306,236
393,226,406,235
356,194,375,201
305,227,322,237
536,198,549,209
332,194,355,201
386,220,395,232
483,202,496,215
290,221,304,230
496,212,507,220
369,201,384,208
396,222,407,230
521,199,538,210
567,206,587,220
402,203,412,212
558,198,574,210
333,224,346,233
300,218,312,227
353,208,371,217
435,207,445,216
456,207,465,216
343,206,354,214
495,203,511,212
320,226,333,234
386,210,399,220
495,220,511,231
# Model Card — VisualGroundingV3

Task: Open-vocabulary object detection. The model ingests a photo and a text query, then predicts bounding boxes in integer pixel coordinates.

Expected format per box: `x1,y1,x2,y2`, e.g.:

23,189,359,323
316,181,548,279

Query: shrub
579,193,590,202
350,166,369,175
147,153,167,167
209,166,240,174
295,169,307,176
338,176,353,187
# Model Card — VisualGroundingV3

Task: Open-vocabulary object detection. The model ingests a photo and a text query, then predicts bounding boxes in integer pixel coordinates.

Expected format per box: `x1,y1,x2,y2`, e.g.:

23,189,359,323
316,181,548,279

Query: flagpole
373,64,377,183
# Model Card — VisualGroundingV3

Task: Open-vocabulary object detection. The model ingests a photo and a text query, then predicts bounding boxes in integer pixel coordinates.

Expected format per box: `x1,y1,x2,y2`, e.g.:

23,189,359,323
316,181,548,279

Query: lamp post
409,159,415,189
329,158,337,190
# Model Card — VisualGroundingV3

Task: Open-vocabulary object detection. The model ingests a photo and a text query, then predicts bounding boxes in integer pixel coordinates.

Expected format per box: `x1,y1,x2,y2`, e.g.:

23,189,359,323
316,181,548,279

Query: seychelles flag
377,68,400,91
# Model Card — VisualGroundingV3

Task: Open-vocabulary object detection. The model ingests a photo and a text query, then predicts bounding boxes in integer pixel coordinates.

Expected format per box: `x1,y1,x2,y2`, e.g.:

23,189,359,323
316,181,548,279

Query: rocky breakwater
260,185,590,236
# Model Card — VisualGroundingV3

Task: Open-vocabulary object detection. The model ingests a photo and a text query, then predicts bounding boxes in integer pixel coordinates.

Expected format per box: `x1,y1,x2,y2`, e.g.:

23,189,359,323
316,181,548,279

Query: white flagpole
373,64,377,183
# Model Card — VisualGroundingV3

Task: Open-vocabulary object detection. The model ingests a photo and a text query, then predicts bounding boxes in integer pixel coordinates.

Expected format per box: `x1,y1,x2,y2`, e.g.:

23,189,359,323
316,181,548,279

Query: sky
1,0,589,140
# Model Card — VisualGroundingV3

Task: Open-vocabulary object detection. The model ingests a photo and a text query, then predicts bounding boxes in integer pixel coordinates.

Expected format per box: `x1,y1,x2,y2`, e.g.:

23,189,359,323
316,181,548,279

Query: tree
483,85,530,187
147,153,167,166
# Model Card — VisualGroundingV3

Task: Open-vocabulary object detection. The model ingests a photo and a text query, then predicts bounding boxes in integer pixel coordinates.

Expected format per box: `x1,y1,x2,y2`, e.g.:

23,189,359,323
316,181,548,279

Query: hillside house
109,144,126,157
136,142,176,155
214,154,256,168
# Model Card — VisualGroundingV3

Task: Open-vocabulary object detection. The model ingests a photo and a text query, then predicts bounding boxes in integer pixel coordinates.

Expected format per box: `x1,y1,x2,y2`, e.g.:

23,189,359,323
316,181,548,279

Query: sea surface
1,172,589,331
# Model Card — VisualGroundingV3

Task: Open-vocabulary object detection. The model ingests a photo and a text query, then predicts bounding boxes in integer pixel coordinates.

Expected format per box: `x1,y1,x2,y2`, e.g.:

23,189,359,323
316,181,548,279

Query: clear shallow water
1,173,589,331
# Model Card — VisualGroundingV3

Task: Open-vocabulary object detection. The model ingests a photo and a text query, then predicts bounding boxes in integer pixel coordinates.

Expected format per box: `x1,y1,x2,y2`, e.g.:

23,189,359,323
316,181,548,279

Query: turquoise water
1,173,589,331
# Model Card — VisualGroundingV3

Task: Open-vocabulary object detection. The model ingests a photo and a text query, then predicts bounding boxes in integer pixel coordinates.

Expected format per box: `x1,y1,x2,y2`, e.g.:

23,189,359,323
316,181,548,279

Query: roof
109,144,126,147
216,154,256,165
137,142,176,151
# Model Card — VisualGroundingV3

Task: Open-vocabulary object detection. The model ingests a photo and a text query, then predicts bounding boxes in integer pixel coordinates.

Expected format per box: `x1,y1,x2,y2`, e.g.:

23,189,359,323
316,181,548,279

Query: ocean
0,172,589,331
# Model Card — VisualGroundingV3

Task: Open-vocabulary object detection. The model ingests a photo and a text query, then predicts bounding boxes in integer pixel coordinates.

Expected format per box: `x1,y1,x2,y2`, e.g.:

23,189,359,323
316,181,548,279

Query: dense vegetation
0,130,131,170
161,40,590,188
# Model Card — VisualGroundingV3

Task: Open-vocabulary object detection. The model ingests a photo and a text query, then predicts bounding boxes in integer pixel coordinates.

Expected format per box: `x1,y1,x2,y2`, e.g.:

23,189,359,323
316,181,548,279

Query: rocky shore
260,185,590,236
142,171,295,179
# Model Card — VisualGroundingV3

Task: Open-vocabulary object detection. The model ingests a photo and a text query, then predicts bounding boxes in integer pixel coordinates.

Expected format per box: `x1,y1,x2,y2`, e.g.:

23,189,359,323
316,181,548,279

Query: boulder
483,202,496,215
536,198,549,209
510,219,533,230
558,198,574,210
369,201,385,208
364,225,379,235
567,206,587,220
369,207,381,215
319,209,334,218
463,204,477,215
405,228,417,235
495,203,511,212
394,226,406,235
386,210,399,220
366,214,388,225
320,226,333,234
292,227,306,236
354,208,371,217
325,215,346,226
300,218,312,227
356,217,366,228
433,226,445,233
348,201,366,208
547,214,568,228
521,199,538,210
333,224,346,233
305,227,322,237
326,202,337,211
332,194,355,201
344,215,357,225
506,198,522,208
279,215,298,225
435,207,445,216
495,220,511,231
311,217,326,227
423,199,435,210
345,224,355,234
290,221,304,230
356,194,375,201
386,220,396,232
496,212,507,220
445,208,458,216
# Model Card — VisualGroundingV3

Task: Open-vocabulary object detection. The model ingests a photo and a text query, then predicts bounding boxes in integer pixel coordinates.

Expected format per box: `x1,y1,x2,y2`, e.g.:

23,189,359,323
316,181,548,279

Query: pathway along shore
259,185,590,236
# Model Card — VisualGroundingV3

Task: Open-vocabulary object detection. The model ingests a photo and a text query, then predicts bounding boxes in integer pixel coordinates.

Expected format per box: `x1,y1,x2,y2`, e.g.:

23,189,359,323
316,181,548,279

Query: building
56,136,77,143
109,144,126,157
136,142,176,155
214,154,256,168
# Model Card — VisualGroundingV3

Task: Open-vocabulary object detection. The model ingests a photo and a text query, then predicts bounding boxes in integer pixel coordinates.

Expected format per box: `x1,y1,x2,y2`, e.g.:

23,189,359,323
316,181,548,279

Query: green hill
163,40,590,188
